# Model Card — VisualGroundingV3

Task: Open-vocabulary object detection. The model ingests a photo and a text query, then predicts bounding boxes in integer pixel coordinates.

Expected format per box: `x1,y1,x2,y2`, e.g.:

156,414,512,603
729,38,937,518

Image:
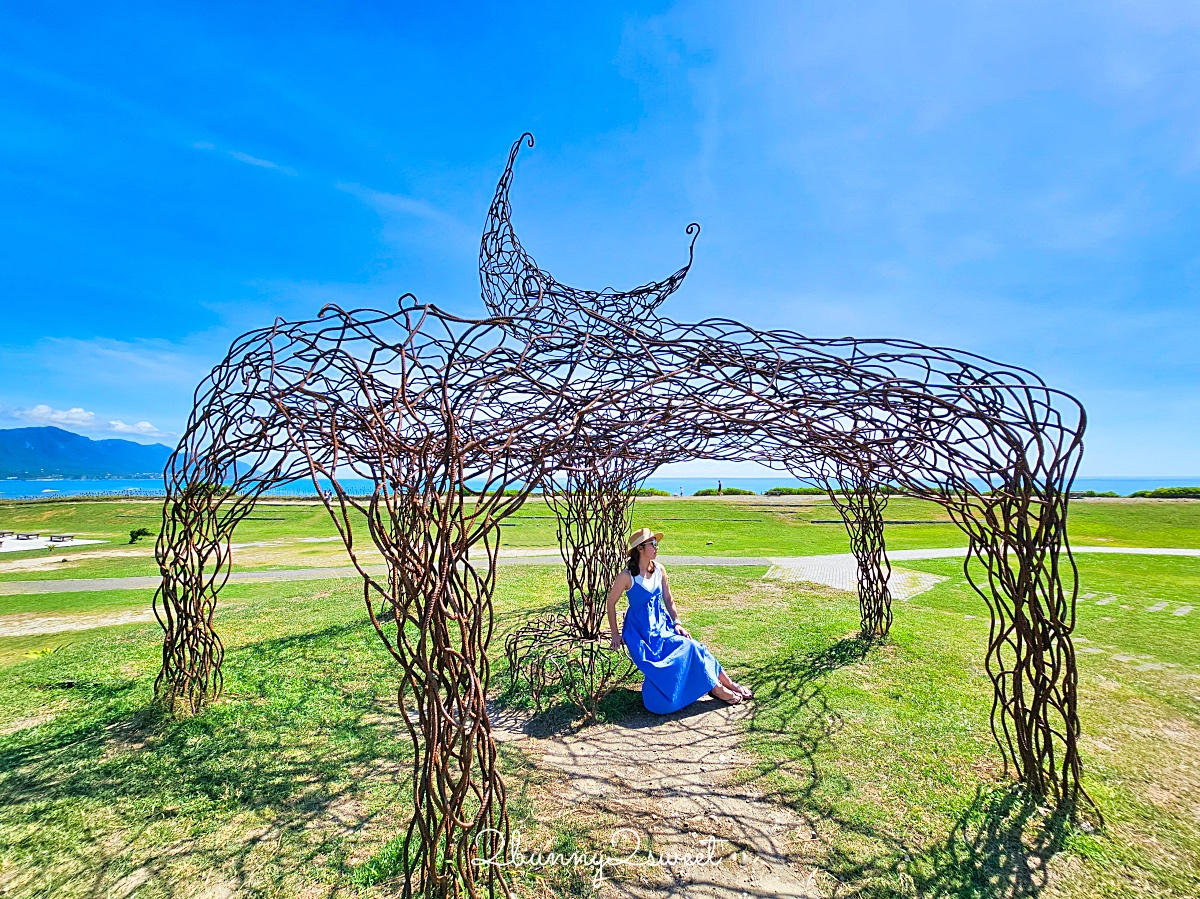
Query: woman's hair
626,542,656,577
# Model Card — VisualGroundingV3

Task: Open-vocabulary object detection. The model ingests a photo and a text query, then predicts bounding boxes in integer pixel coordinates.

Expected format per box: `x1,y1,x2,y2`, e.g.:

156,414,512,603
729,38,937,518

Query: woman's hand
673,621,691,639
606,573,631,654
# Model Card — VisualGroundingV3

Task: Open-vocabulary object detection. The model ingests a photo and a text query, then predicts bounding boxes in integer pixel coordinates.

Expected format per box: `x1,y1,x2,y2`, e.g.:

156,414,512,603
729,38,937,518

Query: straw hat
628,527,664,551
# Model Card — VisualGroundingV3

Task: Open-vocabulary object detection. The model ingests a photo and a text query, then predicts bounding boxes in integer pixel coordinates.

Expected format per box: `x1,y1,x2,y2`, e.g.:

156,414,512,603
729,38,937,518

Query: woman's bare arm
607,572,631,650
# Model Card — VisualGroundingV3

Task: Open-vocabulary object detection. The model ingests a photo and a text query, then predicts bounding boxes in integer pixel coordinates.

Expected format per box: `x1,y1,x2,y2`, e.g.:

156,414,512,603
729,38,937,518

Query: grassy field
2,496,1198,585
0,498,1198,896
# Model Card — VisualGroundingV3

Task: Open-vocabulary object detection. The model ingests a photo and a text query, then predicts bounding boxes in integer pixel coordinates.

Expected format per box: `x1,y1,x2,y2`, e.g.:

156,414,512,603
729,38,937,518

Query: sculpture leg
964,488,1088,808
153,487,245,714
827,480,894,638
154,571,225,714
552,465,640,639
503,465,638,721
360,494,511,899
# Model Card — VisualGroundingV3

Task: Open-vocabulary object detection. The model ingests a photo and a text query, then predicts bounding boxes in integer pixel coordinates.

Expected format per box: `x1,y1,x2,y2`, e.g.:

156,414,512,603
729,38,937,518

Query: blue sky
1,1,1198,475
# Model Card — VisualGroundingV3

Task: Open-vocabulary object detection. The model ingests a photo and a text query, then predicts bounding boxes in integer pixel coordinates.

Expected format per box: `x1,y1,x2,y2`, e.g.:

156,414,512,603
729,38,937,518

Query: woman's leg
710,681,743,703
717,668,753,699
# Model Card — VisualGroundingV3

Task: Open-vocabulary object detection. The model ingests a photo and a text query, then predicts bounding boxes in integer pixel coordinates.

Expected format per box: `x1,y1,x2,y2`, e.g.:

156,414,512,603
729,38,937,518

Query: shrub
1071,490,1121,498
693,487,755,496
634,487,672,496
464,487,541,497
1128,487,1200,499
764,485,906,496
128,527,154,544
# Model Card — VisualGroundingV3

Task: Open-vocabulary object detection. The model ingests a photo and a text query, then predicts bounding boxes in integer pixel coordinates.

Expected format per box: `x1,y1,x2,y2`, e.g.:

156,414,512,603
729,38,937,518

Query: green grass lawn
3,496,1198,585
0,499,1198,896
0,588,158,619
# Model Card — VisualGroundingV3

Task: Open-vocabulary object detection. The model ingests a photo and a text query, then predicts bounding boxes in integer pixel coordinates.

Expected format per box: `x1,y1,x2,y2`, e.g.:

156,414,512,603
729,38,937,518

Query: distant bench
16,533,39,540
49,534,75,543
0,530,13,538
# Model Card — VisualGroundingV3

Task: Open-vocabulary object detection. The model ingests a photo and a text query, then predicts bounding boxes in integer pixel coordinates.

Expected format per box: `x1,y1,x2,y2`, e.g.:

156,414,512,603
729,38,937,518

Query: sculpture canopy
152,134,1091,899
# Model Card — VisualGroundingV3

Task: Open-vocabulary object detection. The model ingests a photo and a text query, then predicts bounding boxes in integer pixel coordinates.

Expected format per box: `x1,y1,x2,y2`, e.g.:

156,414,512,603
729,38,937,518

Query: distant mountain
0,427,173,479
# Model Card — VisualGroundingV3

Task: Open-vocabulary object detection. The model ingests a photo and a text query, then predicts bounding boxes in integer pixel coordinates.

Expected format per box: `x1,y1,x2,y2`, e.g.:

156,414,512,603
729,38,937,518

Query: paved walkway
0,609,159,637
2,544,1197,637
492,697,820,897
765,557,947,599
1,546,1197,597
0,536,104,554
886,546,1200,559
765,545,1200,598
0,553,776,596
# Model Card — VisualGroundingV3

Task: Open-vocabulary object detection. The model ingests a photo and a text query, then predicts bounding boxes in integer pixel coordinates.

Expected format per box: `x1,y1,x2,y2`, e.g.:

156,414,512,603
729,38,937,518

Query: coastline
2,475,1199,501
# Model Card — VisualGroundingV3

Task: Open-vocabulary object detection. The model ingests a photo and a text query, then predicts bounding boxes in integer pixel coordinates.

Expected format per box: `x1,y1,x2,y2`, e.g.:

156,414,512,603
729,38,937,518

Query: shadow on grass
732,635,1072,898
0,618,418,897
737,635,871,780
908,783,1074,899
1,617,1079,898
490,599,645,737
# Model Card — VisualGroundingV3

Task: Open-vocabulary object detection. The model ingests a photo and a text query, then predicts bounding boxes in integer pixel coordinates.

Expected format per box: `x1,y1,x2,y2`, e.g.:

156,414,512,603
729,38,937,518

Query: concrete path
2,545,1198,598
0,609,159,637
886,545,1200,559
2,544,1197,637
765,545,1200,599
0,536,104,554
765,556,947,599
0,553,776,596
0,566,389,596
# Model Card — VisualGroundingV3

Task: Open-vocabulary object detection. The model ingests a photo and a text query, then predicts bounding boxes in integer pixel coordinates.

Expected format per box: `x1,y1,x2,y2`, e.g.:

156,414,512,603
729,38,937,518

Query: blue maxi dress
622,564,723,713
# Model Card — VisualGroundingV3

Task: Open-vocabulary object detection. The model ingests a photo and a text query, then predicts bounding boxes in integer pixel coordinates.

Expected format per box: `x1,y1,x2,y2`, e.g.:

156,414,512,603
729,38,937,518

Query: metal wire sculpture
502,459,642,720
155,134,1095,897
822,476,894,638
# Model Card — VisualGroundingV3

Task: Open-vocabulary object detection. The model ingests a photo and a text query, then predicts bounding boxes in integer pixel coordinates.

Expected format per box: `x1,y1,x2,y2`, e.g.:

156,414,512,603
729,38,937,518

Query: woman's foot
710,682,743,704
731,681,754,700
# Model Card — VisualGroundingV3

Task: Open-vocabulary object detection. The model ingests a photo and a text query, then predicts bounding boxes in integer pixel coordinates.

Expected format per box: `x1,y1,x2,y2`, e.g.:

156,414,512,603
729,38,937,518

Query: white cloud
336,181,475,248
106,419,169,438
37,336,214,387
15,404,96,427
12,405,171,441
229,150,298,176
191,139,297,175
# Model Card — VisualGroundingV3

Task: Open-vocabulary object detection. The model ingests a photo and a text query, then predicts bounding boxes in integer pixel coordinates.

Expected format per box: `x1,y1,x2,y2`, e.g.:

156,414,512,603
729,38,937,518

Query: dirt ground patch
0,608,157,637
0,706,65,736
0,548,149,574
492,696,820,898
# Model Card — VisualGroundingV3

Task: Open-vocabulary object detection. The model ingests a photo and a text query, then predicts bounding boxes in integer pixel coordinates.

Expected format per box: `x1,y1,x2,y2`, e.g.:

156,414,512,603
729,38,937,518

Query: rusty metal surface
155,134,1093,896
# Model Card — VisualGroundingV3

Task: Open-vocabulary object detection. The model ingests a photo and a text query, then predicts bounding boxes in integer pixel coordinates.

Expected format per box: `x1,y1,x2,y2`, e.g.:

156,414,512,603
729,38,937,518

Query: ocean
2,475,1198,500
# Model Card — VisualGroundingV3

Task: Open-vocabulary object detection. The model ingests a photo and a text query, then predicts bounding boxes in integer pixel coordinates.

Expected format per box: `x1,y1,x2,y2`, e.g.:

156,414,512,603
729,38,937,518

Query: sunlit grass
0,501,1197,896
4,496,1198,585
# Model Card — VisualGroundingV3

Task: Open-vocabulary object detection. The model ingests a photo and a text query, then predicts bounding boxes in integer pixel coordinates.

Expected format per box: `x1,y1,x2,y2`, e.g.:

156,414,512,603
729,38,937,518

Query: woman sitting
606,527,753,713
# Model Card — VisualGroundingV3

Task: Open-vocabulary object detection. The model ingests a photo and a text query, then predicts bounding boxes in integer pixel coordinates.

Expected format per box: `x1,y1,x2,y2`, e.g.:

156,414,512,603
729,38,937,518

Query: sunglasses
643,539,658,549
